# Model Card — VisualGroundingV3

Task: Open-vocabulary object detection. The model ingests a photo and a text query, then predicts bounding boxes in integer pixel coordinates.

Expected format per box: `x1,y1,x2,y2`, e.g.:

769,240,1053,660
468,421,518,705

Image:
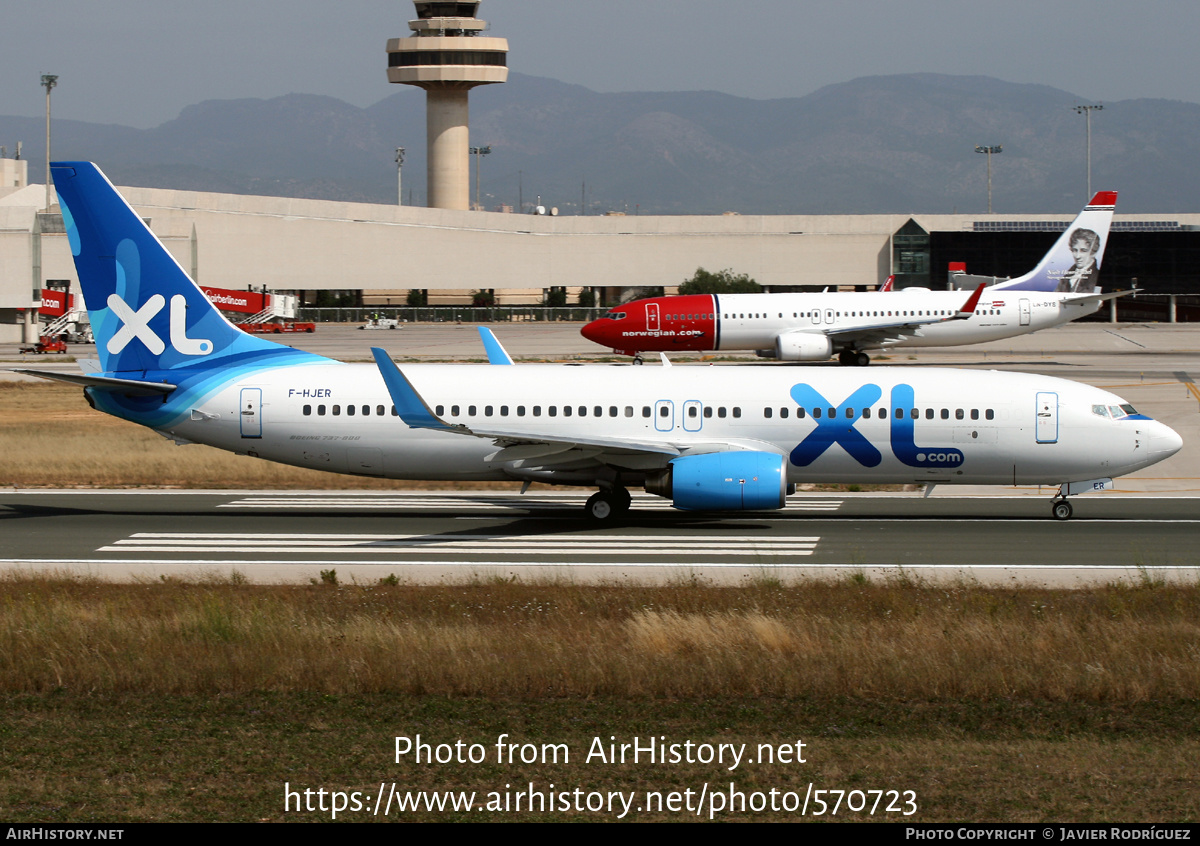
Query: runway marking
100,532,820,558
218,495,845,512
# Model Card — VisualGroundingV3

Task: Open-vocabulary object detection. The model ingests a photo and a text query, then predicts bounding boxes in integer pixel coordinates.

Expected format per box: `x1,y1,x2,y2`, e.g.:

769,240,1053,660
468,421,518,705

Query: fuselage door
240,388,262,439
1020,299,1031,326
646,303,660,333
824,308,835,325
1035,392,1058,444
655,400,675,432
682,400,703,432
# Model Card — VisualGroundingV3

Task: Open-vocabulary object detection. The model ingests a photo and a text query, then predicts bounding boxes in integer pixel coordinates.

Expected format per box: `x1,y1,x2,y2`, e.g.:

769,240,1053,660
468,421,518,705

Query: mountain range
3,72,1198,215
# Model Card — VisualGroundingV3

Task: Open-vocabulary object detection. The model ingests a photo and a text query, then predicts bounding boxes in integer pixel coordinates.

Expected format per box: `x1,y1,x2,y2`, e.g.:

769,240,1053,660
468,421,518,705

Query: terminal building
2,150,1199,343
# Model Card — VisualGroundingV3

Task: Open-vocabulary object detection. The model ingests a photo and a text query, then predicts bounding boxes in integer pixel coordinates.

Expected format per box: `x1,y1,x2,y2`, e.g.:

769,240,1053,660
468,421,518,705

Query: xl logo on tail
107,294,213,356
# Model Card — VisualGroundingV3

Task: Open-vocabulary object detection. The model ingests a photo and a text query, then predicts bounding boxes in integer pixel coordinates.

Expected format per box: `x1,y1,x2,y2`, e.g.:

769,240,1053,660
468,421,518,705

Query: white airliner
20,163,1180,521
581,192,1133,365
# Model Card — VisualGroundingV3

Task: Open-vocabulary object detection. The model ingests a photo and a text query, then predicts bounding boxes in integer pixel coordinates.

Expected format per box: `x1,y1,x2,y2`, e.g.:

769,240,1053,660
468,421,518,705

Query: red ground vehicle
239,322,316,334
19,335,68,354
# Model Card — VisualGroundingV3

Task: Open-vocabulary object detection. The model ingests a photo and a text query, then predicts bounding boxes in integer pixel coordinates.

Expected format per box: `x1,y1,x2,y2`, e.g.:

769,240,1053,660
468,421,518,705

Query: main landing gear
632,353,645,365
837,350,871,367
586,487,632,521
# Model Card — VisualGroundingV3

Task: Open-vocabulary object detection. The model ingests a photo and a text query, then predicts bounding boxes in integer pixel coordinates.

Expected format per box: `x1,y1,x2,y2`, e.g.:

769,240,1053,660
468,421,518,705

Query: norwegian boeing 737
20,163,1180,521
582,193,1131,365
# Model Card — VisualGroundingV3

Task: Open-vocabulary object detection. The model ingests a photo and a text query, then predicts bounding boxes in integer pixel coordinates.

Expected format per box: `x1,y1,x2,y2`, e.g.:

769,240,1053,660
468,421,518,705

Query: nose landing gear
1051,498,1074,521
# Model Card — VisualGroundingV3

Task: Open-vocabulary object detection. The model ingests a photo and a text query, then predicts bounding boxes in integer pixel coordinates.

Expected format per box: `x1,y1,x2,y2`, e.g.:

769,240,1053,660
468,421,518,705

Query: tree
577,288,596,308
471,289,495,307
406,289,427,307
677,267,761,296
544,287,567,307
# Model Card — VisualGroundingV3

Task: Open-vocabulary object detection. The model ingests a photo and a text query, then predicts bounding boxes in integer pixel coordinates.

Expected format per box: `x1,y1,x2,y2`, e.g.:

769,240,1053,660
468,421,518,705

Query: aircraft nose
1149,421,1183,460
580,318,609,344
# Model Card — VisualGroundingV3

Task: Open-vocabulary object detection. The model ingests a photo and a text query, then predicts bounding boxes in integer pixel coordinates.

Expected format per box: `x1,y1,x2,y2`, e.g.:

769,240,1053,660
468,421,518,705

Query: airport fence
297,307,607,325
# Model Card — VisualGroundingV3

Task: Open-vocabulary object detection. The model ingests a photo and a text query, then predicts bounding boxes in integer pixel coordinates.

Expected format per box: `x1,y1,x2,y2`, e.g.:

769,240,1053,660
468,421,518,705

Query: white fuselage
136,362,1177,491
712,289,1098,351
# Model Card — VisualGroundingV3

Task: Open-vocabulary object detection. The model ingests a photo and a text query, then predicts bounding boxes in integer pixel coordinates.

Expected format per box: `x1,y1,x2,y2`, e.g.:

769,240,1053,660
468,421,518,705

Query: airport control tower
386,1,508,210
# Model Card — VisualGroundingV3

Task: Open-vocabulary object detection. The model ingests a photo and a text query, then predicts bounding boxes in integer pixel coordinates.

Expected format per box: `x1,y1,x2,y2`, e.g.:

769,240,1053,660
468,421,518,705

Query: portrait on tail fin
1053,227,1101,294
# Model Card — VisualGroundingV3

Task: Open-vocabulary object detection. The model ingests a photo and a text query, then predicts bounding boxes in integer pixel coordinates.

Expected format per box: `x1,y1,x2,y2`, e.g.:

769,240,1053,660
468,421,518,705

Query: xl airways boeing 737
20,163,1180,521
582,193,1132,365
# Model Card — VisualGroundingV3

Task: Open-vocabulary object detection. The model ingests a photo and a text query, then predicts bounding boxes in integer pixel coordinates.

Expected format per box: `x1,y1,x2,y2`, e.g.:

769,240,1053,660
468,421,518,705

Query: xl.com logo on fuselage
788,383,965,469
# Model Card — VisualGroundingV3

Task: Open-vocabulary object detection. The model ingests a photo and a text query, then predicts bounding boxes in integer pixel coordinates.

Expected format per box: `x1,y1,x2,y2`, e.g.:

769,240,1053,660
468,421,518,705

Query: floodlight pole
395,147,406,206
974,145,1002,214
1074,104,1103,197
470,145,491,210
41,74,58,211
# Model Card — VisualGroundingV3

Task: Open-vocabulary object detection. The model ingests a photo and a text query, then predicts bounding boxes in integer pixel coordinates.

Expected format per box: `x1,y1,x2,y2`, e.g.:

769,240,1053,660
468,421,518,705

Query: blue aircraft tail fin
50,161,323,373
992,192,1117,293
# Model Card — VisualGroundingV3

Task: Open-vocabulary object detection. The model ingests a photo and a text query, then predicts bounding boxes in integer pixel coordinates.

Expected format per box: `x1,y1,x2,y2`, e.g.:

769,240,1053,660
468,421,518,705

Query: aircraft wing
14,369,178,396
819,284,985,348
371,348,778,464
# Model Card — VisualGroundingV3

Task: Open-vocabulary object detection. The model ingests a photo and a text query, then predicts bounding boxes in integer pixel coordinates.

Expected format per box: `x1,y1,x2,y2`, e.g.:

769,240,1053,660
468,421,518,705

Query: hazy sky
2,0,1198,129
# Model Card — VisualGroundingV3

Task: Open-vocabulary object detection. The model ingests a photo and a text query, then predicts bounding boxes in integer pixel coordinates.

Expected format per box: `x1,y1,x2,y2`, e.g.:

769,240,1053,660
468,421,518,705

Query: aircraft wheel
586,491,620,521
1052,499,1073,521
837,350,854,366
632,355,644,366
855,352,871,367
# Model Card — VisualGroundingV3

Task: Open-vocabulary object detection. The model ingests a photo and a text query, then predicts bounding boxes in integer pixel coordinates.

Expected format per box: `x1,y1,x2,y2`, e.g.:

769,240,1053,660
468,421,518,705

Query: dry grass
3,574,1199,821
4,574,1199,701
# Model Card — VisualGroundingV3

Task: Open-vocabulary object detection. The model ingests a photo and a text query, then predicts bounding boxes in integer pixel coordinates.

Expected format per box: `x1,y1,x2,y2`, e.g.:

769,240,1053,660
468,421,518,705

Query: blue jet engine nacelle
646,452,790,511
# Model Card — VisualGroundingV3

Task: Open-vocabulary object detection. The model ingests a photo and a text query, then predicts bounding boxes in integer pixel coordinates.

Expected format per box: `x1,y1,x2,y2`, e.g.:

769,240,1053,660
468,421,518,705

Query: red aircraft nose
581,315,615,345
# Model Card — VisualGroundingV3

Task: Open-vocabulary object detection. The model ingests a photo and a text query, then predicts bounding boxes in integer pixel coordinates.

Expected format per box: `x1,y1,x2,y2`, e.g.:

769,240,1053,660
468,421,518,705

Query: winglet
477,327,514,365
370,347,456,431
953,284,985,319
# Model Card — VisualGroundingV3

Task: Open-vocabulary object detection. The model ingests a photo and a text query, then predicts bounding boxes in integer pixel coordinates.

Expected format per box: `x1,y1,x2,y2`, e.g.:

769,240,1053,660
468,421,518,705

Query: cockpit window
1108,405,1127,419
1120,404,1137,416
1092,405,1110,418
607,312,627,320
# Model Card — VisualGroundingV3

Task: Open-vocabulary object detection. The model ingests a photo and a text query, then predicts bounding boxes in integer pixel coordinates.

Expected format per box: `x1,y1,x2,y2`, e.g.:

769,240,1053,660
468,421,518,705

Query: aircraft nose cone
1150,422,1183,459
580,319,609,345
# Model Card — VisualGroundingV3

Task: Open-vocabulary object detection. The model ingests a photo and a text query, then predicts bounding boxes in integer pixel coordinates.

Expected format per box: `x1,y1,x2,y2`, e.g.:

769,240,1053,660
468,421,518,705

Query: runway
4,323,1199,585
2,490,1197,586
